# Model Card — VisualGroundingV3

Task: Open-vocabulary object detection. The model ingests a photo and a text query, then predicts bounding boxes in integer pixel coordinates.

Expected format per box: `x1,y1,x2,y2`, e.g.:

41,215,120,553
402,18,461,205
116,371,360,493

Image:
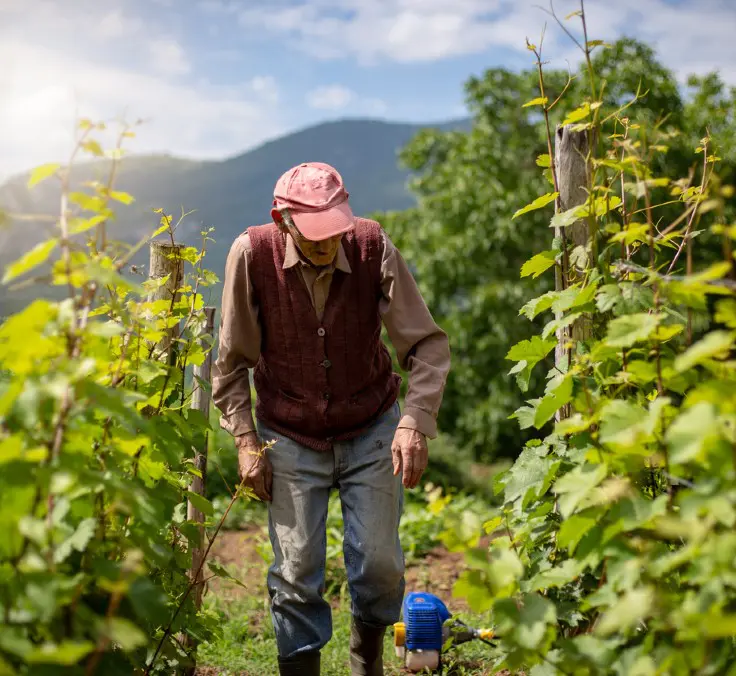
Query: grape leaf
604,313,661,348
512,192,558,220
521,251,557,279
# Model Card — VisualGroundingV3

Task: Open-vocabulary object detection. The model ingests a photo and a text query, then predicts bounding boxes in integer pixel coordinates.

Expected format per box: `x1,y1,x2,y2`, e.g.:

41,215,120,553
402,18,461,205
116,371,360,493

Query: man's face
287,222,342,267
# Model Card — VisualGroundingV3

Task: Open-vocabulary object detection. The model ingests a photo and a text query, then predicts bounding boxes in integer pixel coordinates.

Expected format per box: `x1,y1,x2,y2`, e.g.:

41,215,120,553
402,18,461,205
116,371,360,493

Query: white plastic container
405,649,440,671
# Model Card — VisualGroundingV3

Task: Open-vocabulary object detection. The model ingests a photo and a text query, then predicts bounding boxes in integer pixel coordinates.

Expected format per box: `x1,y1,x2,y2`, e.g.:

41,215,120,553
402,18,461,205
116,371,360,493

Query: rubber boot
350,617,386,676
277,650,320,676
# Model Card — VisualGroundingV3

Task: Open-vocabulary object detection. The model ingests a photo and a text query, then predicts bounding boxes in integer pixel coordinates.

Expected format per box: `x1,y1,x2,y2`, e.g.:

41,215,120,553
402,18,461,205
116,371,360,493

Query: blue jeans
258,403,405,658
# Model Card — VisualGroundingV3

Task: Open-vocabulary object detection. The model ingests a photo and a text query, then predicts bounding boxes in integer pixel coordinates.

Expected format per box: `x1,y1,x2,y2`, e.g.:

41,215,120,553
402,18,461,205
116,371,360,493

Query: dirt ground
204,527,473,612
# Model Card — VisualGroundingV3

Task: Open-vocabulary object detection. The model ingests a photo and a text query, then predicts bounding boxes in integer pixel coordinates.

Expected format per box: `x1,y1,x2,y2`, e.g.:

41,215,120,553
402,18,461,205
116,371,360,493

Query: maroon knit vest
248,218,401,451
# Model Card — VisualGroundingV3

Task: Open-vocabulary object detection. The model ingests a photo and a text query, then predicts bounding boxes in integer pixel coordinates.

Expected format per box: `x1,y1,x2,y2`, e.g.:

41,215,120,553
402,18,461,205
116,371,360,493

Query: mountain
0,117,470,316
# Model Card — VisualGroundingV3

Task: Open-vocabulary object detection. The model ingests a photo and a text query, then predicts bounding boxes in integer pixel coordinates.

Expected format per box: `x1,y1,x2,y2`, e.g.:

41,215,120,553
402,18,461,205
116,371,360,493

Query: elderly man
212,161,450,676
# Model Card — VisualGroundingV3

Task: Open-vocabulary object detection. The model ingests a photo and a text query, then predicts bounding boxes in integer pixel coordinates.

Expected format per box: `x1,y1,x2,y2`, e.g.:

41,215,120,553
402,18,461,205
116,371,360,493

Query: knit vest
248,218,401,451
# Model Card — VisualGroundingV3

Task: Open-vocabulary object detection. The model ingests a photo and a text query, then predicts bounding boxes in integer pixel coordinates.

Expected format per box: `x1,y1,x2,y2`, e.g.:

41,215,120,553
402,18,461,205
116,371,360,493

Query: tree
377,37,734,462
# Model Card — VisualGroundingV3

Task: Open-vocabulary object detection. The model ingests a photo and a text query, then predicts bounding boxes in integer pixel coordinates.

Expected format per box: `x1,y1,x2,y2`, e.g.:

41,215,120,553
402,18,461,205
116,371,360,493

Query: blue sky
1,0,735,179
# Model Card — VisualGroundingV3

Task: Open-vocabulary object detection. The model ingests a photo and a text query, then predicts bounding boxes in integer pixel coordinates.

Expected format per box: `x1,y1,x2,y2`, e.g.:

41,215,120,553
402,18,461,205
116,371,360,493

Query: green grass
197,590,500,675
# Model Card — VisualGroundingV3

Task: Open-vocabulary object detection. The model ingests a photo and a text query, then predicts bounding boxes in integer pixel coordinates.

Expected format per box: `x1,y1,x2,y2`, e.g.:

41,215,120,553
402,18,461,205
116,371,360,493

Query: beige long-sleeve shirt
212,227,450,439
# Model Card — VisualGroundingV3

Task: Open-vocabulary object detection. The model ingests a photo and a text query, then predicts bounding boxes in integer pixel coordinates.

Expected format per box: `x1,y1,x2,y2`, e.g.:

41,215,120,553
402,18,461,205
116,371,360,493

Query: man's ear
271,208,288,233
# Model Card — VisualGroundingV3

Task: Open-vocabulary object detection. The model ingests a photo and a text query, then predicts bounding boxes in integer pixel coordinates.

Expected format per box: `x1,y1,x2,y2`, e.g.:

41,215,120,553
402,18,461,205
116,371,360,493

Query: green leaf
69,213,108,235
102,618,148,650
715,298,736,329
2,239,58,283
569,244,588,270
557,512,599,554
510,399,543,429
520,291,556,320
562,103,591,126
596,587,653,636
534,376,573,428
81,140,105,156
523,96,548,108
453,569,493,613
542,311,583,340
666,402,718,464
506,336,557,391
54,518,97,563
516,593,557,650
611,223,649,245
512,192,558,220
110,190,135,205
208,560,248,589
487,548,524,594
185,491,214,516
0,656,14,676
502,444,560,507
26,641,95,665
596,284,621,313
553,463,608,519
536,153,551,168
28,163,60,188
531,558,584,590
599,400,648,447
69,191,106,212
521,250,557,279
506,336,557,364
701,614,736,638
674,330,733,372
604,312,661,348
550,206,584,229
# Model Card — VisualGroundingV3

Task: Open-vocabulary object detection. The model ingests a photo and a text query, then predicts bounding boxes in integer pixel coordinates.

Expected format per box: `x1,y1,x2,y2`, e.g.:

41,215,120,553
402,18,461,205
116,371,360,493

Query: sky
1,0,735,181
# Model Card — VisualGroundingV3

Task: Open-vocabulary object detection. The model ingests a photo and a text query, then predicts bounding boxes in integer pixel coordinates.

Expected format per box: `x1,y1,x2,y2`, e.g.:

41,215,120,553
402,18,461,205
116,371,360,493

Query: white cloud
364,98,388,115
305,85,388,115
235,0,736,82
148,37,190,75
97,9,143,40
0,2,285,180
249,75,279,103
0,38,284,180
307,85,355,109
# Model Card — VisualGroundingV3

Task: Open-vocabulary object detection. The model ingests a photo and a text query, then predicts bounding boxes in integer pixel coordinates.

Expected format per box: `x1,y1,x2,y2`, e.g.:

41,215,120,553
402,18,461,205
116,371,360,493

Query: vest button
317,327,326,337
323,392,330,400
321,359,332,368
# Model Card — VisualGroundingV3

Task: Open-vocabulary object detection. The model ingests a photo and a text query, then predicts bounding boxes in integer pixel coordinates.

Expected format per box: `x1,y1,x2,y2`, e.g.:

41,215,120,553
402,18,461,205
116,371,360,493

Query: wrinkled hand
391,428,428,489
236,432,272,502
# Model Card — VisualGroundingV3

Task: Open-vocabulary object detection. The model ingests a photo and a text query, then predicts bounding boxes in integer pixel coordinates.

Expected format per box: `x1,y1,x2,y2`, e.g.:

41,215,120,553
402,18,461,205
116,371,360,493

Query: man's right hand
236,432,272,502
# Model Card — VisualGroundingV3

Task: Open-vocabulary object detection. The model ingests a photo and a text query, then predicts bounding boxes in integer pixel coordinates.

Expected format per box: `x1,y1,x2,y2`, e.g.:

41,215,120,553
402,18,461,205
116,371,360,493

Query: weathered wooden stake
148,241,184,358
554,125,593,419
188,306,216,609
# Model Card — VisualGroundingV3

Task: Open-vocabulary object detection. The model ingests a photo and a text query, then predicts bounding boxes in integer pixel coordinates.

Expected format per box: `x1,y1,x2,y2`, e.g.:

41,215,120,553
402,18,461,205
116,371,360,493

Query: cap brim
290,199,355,241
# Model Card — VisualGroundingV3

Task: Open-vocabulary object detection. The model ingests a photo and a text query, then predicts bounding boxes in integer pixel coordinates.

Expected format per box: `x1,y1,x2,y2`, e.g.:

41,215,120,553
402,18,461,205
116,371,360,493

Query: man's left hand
391,428,428,489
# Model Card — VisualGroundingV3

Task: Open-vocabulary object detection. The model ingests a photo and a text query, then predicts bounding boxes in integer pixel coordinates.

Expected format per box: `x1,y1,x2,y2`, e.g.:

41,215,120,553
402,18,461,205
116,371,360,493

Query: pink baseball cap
272,162,356,241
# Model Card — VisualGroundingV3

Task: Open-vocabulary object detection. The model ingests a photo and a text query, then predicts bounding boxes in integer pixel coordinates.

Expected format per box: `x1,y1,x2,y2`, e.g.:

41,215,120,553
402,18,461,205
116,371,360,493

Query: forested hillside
0,117,469,315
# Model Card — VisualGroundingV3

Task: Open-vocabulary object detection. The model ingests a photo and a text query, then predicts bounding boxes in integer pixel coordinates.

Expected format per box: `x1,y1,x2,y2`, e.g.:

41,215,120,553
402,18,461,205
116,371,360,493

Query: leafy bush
450,8,736,675
0,123,244,674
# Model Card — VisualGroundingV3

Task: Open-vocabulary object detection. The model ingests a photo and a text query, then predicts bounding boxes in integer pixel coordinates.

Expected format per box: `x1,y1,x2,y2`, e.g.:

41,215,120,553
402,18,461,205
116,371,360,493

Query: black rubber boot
350,617,386,676
277,650,321,676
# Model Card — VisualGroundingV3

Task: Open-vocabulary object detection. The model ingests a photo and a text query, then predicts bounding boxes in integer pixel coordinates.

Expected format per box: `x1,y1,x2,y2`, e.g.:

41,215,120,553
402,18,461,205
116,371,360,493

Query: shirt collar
283,234,352,274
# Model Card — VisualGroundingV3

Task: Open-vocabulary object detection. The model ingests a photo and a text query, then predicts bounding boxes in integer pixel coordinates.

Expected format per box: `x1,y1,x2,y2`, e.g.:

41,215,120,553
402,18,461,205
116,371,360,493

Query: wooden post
187,306,216,609
148,241,184,358
554,125,593,418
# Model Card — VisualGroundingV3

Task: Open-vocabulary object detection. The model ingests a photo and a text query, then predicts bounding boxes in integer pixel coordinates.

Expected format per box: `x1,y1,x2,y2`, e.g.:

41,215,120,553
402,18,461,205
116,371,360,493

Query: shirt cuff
219,409,256,437
397,407,438,439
